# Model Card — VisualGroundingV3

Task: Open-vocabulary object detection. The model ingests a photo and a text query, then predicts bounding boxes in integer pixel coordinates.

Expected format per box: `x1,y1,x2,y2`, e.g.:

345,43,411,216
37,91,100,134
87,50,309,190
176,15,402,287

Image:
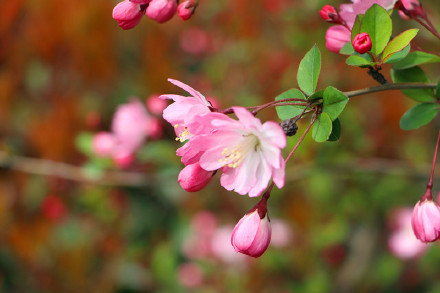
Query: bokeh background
1,0,440,292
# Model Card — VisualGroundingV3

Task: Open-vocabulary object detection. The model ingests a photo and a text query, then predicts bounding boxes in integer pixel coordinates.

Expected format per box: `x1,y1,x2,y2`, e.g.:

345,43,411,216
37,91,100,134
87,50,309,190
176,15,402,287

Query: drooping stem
427,129,440,191
415,17,440,41
285,112,317,164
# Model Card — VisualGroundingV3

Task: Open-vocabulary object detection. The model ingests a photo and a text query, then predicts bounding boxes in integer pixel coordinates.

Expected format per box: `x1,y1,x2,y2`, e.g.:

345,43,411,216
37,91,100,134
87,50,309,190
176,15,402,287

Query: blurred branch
0,151,154,187
344,82,437,98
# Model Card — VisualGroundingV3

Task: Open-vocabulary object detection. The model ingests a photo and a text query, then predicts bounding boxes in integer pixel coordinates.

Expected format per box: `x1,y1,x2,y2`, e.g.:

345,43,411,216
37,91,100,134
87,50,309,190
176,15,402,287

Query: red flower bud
112,0,144,30
178,0,198,21
319,5,337,21
352,32,372,54
178,163,214,192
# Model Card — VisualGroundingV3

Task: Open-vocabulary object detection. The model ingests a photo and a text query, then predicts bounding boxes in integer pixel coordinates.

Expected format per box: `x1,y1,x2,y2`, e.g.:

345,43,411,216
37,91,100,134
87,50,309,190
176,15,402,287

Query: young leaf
275,89,307,120
382,29,418,63
360,4,392,55
400,103,439,130
322,86,349,121
346,55,375,67
297,45,321,96
328,118,341,141
75,132,94,156
390,66,436,102
384,44,410,64
312,112,332,143
340,42,354,55
393,51,440,70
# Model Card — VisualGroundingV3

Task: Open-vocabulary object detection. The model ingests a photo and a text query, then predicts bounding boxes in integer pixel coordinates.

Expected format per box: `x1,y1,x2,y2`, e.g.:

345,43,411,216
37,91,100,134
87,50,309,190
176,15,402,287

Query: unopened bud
411,190,440,243
281,119,298,136
319,5,344,25
178,163,214,192
112,0,144,30
178,0,198,21
145,0,177,23
352,32,372,54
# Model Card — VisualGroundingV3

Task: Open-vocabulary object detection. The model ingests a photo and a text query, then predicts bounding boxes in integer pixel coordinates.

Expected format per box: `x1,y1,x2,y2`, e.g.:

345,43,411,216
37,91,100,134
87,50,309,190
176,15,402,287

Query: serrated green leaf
328,118,341,141
390,66,435,102
351,14,364,41
346,55,375,67
297,45,321,96
322,86,349,121
340,42,355,55
361,4,392,55
400,103,439,130
393,51,440,70
75,132,94,156
382,29,418,62
312,112,332,143
384,44,410,64
275,89,307,120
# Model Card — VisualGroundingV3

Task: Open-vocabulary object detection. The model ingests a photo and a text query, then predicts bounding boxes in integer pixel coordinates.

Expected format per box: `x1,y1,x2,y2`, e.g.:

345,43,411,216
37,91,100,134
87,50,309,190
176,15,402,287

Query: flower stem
415,17,440,41
285,112,317,164
427,129,440,191
344,83,437,98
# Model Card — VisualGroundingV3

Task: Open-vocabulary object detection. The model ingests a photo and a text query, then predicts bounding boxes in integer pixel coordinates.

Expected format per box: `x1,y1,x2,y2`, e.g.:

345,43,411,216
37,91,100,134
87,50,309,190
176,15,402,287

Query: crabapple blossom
178,162,214,192
352,32,372,54
325,25,352,54
92,132,117,157
145,0,177,23
112,0,144,30
231,200,272,257
411,189,440,243
398,0,425,19
178,0,198,21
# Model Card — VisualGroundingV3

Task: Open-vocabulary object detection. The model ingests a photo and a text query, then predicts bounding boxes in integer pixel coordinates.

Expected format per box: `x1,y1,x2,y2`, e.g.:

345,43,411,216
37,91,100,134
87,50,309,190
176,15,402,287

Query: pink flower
145,0,177,23
178,0,198,21
231,204,271,258
179,27,211,55
92,132,117,157
411,196,440,243
325,25,351,54
189,107,286,197
398,0,425,19
146,94,168,115
112,0,144,30
111,99,151,157
352,32,372,54
130,0,151,4
178,162,214,192
388,208,427,259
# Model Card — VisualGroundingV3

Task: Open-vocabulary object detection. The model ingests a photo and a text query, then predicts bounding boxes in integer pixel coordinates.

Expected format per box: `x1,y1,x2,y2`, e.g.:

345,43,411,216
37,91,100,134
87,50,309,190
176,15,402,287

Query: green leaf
340,42,354,55
328,118,342,141
275,89,307,120
390,66,436,102
322,86,349,121
393,51,440,70
361,4,392,55
400,103,439,130
382,29,418,63
384,44,410,64
297,45,321,96
312,112,333,143
351,14,364,41
346,55,375,67
75,132,94,156
437,81,440,98
308,89,325,102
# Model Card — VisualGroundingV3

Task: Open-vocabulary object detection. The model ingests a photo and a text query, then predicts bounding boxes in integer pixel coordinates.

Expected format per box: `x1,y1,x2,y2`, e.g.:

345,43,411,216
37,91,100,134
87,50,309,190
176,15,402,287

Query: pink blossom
113,152,135,168
231,208,271,258
178,0,197,21
398,0,425,19
325,25,351,54
211,225,248,265
145,117,163,139
179,27,211,55
412,197,440,243
112,0,144,30
145,0,177,23
270,219,293,248
178,162,214,192
130,0,151,4
352,32,372,54
388,208,427,259
177,263,203,288
92,132,117,157
189,107,286,197
320,5,338,21
146,94,168,115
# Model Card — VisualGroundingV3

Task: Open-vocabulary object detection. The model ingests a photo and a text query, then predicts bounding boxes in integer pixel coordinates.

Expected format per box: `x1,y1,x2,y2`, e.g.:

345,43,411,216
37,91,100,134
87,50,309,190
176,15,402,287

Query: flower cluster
112,0,198,30
160,79,287,197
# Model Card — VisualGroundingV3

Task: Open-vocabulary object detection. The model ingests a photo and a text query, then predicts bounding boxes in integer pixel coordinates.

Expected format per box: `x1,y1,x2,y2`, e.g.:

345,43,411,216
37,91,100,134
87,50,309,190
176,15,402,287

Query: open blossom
189,107,286,197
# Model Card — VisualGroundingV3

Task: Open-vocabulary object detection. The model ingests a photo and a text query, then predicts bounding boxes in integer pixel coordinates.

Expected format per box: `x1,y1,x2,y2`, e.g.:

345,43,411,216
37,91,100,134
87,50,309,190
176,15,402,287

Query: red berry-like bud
352,33,372,54
319,5,337,21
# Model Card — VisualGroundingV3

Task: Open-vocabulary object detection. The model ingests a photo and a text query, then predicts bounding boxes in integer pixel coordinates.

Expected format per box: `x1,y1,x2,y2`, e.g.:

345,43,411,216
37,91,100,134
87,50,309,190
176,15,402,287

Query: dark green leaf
312,112,332,143
400,103,439,130
322,86,349,121
308,89,325,102
390,66,435,102
361,4,392,55
297,45,321,96
382,29,418,63
328,118,342,141
275,89,307,120
393,51,440,70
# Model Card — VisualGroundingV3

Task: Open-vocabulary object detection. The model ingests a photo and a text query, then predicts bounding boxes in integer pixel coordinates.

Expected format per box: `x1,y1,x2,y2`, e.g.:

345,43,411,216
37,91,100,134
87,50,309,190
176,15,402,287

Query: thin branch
0,151,155,186
344,83,437,98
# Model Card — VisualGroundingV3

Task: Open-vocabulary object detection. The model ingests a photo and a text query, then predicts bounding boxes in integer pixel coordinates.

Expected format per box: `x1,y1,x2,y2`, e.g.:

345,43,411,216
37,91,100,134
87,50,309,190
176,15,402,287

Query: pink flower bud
231,203,271,258
145,0,177,23
178,0,197,21
112,0,144,30
411,195,440,243
92,132,117,157
352,32,372,54
325,25,351,54
178,163,214,192
146,94,168,115
319,5,339,22
113,152,135,168
398,0,425,19
131,0,151,4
